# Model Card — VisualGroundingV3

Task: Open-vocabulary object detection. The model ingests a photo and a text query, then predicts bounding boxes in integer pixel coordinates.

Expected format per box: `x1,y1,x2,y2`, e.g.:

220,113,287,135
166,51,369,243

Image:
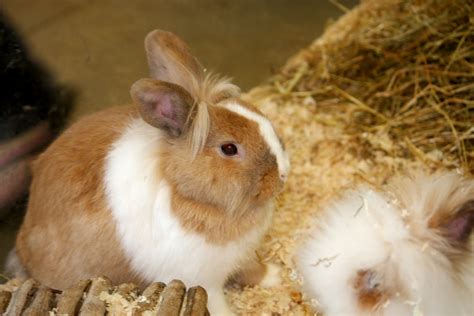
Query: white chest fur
104,119,270,289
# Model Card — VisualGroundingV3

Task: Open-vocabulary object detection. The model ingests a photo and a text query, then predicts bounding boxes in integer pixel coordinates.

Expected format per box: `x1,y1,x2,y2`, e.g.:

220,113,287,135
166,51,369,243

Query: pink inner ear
446,211,473,242
157,94,177,121
143,90,181,130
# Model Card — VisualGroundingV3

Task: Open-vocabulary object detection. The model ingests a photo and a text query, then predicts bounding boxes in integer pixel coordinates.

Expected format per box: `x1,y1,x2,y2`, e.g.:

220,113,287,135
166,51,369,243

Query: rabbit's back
16,106,139,289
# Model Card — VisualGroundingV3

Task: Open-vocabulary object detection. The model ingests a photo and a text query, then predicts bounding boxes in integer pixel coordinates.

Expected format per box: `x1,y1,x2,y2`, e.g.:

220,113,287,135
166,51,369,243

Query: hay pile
228,0,473,314
277,0,473,174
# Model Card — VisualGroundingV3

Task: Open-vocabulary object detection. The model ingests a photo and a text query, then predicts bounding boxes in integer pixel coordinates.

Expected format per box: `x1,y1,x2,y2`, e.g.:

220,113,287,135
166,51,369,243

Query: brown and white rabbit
9,30,289,315
296,171,473,316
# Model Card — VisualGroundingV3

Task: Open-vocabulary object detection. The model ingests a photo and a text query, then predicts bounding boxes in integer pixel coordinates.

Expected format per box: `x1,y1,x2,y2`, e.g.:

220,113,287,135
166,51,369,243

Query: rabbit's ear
144,30,204,96
443,200,474,244
131,78,194,138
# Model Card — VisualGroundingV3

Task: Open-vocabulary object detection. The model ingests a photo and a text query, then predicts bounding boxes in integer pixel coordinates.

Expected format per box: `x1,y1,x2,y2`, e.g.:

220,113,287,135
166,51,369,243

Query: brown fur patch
170,186,271,244
16,106,144,290
159,101,281,243
353,269,387,311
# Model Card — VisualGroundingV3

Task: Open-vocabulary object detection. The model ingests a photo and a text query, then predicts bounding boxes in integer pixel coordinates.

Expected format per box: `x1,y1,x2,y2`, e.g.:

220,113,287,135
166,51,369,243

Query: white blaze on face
220,102,290,180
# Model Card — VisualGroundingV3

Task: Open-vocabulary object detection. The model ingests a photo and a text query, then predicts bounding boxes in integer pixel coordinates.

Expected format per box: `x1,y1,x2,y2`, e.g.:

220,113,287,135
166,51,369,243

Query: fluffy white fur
296,174,473,316
220,102,290,180
105,118,272,315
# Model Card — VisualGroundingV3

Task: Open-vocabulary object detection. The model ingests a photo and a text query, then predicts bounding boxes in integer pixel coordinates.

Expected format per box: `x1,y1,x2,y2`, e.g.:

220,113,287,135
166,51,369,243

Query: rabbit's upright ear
144,30,204,96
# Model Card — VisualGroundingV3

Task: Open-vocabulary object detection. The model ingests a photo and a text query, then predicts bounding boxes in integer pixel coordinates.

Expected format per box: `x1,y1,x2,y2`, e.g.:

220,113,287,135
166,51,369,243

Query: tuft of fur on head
296,171,473,316
187,73,240,158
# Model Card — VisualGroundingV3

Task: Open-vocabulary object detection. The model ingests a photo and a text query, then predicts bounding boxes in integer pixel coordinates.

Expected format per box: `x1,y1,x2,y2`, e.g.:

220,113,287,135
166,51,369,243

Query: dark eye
220,143,238,156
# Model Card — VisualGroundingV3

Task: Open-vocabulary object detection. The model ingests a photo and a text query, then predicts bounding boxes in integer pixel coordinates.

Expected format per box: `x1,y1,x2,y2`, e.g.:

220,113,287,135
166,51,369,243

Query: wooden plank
182,286,209,316
1,278,208,315
4,279,37,316
56,279,91,315
22,286,54,316
137,281,166,313
155,280,186,316
79,277,111,316
0,290,12,314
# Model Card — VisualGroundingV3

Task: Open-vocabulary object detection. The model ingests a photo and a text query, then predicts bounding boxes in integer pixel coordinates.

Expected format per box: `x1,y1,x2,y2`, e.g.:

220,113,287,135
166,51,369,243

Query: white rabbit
10,30,289,315
296,172,473,316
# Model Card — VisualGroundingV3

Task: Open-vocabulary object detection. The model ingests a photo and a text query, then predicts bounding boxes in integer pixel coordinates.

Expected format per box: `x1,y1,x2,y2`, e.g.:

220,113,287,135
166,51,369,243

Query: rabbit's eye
220,143,238,156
